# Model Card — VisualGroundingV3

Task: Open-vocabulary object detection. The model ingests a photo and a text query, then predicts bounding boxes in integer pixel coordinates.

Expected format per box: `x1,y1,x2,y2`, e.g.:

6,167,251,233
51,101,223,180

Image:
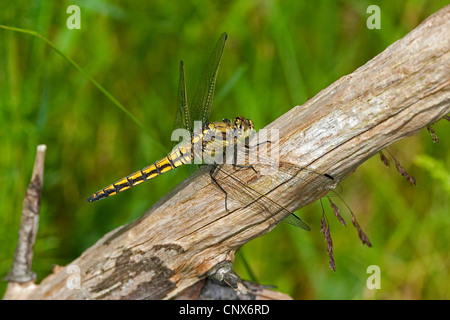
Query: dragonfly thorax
200,116,254,147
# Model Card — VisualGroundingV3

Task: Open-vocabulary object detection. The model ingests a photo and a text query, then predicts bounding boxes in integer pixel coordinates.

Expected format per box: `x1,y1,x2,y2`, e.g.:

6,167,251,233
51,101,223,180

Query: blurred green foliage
0,0,448,299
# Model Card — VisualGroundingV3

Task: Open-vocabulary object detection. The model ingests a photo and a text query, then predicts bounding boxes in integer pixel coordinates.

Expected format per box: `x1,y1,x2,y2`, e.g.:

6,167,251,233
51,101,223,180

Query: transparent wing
173,61,190,149
190,32,227,125
211,164,313,231
209,133,338,230
250,149,341,196
174,60,190,132
283,213,312,229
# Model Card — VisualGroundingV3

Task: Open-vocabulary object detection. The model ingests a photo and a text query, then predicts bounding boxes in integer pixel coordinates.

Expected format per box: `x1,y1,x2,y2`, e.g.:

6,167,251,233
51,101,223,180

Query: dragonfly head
233,116,254,133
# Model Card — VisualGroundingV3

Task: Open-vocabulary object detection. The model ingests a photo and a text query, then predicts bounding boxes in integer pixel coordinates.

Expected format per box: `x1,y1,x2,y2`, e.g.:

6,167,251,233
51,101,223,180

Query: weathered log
4,5,449,300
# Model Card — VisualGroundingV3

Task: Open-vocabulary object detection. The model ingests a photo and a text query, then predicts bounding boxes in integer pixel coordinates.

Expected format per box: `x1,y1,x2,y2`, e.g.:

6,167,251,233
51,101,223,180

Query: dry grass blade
328,197,346,226
379,151,390,167
385,149,417,186
330,191,372,247
351,215,372,247
320,200,335,272
426,125,439,143
394,160,417,186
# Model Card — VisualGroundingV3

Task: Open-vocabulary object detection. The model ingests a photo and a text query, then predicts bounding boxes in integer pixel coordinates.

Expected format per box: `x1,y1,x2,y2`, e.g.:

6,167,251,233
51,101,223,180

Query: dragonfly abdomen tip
86,194,102,202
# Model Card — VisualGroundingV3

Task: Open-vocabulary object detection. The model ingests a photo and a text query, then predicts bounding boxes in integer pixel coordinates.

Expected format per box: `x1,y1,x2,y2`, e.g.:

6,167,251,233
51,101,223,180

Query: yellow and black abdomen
87,145,192,202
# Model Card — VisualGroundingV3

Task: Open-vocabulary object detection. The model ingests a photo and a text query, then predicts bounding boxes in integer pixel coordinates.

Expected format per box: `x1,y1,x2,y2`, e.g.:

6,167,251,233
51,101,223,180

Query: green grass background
1,0,448,299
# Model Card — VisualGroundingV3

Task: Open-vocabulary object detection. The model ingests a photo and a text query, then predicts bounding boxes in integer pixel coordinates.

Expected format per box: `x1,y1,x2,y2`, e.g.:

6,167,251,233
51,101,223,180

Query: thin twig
0,25,166,154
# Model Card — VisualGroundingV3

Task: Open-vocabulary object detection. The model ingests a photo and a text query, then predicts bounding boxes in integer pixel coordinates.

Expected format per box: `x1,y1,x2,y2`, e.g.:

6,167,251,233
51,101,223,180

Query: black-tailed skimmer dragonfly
87,33,334,231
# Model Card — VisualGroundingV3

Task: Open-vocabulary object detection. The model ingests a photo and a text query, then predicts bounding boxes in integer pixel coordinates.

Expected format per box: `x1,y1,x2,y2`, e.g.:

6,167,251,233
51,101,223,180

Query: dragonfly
87,32,334,230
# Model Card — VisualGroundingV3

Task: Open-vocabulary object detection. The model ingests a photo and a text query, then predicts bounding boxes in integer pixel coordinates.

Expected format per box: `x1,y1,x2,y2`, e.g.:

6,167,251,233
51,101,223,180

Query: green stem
0,24,167,154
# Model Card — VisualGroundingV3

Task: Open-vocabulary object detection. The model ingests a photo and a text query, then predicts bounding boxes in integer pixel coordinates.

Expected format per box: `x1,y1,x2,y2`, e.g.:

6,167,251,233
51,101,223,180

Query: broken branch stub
5,145,46,284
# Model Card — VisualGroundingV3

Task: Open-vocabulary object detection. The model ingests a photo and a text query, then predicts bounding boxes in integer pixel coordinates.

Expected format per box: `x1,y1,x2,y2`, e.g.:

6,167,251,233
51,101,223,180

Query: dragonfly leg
232,163,258,174
232,143,258,174
243,139,272,168
245,140,272,149
210,164,229,211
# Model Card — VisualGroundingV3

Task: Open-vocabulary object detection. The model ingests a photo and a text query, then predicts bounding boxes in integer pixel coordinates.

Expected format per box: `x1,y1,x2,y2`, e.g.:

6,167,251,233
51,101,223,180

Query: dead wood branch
3,145,46,299
4,5,450,300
